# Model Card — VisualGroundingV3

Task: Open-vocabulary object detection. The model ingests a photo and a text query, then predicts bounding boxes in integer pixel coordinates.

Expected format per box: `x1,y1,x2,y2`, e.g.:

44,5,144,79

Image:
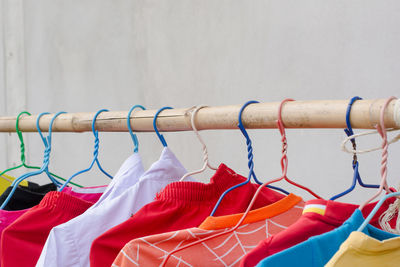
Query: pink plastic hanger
263,99,322,198
358,96,396,211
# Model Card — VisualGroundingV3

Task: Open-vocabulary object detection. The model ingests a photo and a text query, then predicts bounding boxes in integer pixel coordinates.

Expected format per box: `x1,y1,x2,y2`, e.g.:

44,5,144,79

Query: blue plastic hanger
330,96,379,200
127,105,146,153
153,106,173,147
0,111,66,209
357,191,400,232
58,109,113,192
210,101,289,216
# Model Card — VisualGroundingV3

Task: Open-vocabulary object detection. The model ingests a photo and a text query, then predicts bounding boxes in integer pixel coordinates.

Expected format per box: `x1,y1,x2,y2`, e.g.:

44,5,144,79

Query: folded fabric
36,148,190,267
241,197,398,266
326,231,400,266
256,209,398,267
1,191,93,267
113,193,303,266
90,163,292,267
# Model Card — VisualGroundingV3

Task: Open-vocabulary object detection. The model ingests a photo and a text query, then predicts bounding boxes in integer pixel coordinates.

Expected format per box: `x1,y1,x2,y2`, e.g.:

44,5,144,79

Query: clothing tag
302,204,326,215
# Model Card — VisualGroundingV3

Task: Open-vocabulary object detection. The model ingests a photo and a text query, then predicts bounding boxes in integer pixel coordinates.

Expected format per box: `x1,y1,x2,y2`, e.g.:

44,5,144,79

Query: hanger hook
44,111,67,155
37,111,66,187
92,109,108,137
375,97,396,193
127,105,146,153
345,96,362,137
179,105,217,182
238,100,258,140
153,106,173,147
344,96,362,166
16,111,31,165
189,105,217,170
276,99,294,176
36,112,67,149
359,96,397,210
238,100,262,184
36,112,51,147
91,109,110,168
91,109,113,179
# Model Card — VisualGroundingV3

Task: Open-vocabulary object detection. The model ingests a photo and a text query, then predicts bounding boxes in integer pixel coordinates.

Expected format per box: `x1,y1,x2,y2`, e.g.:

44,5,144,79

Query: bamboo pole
0,99,398,132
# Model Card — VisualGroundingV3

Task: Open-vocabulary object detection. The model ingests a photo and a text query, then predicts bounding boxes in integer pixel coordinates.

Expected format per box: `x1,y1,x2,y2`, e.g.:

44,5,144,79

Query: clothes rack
0,99,399,133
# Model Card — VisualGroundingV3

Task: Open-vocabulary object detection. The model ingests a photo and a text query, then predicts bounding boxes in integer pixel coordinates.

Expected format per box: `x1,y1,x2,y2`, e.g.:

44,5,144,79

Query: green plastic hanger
0,111,83,188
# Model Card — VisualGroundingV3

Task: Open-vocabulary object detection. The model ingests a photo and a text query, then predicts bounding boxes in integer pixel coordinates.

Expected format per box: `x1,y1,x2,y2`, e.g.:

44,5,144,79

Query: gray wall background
1,0,399,203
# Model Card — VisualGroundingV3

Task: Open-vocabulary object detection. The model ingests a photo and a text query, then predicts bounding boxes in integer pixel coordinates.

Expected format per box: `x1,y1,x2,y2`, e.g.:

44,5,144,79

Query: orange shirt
112,193,304,267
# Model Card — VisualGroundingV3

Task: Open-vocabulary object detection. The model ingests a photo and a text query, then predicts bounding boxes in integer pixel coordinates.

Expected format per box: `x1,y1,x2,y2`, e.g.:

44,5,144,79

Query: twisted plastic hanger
0,111,82,188
209,100,289,217
153,106,173,147
330,97,380,200
358,96,396,211
180,106,218,181
358,96,399,231
127,105,146,153
0,112,66,209
58,109,113,192
36,112,67,187
264,99,322,199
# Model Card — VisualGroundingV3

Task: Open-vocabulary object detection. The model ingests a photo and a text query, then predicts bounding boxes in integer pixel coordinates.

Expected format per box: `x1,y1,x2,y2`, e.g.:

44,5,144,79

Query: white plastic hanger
180,105,217,181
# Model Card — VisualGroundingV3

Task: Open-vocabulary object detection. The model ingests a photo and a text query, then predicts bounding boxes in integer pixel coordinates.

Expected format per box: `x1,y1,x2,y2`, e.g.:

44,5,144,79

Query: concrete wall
1,0,399,202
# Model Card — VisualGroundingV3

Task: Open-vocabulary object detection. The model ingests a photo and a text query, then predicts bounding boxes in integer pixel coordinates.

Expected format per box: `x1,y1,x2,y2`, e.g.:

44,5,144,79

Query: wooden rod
0,99,398,132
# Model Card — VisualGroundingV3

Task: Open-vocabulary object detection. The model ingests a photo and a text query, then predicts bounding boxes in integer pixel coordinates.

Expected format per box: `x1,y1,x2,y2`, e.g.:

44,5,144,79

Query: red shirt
1,191,93,267
90,164,293,267
0,186,103,243
113,194,304,267
240,198,399,267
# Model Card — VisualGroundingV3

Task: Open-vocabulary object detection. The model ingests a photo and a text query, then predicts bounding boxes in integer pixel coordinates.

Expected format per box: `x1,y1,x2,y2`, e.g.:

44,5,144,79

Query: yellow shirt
326,231,400,267
0,173,29,195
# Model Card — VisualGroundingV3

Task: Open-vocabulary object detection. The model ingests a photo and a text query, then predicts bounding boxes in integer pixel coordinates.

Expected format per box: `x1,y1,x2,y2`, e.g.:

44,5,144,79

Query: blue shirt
256,209,398,267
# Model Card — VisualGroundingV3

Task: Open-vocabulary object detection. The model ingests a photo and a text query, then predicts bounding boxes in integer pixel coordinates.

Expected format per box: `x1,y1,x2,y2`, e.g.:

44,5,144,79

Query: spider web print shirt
112,193,304,267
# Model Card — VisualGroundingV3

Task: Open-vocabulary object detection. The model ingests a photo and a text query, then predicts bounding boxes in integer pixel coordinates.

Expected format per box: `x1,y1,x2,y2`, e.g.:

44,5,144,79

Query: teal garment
256,209,398,267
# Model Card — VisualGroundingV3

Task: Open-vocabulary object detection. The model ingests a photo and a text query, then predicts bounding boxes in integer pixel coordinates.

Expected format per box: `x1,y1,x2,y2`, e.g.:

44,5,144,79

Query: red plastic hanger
267,98,322,198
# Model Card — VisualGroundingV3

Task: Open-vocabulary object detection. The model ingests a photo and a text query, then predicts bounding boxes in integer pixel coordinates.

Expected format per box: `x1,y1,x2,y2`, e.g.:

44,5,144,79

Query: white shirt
36,147,194,267
89,152,144,210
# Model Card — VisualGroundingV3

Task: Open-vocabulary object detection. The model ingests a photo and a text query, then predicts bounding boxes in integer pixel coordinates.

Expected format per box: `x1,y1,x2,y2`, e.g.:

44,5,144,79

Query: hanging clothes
89,163,296,267
0,191,93,267
0,184,106,241
240,197,399,267
325,231,400,266
36,148,193,267
255,209,399,267
112,193,303,266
